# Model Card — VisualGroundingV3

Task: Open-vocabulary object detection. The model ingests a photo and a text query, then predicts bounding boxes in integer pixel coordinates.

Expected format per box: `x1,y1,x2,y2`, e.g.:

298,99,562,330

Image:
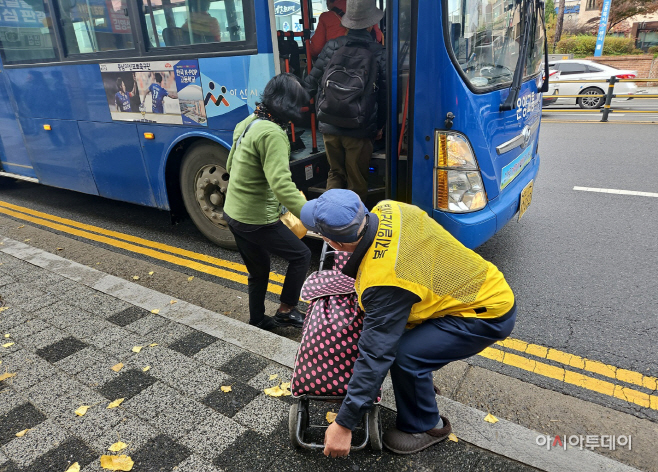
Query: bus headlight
435,131,487,212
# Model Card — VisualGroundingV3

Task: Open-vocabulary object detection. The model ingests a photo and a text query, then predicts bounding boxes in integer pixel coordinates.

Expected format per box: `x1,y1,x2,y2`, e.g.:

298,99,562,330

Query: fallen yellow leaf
131,346,143,353
17,225,24,228
132,276,139,280
448,433,458,442
75,405,90,416
108,441,128,452
148,271,154,276
15,429,30,437
24,239,30,242
187,276,194,281
56,247,64,251
148,343,158,347
3,342,15,348
4,334,10,338
100,454,134,471
264,385,291,397
0,307,8,313
220,386,232,393
111,363,124,372
107,398,124,409
151,309,159,315
65,463,80,472
142,366,150,372
170,300,177,305
326,412,337,424
0,372,15,381
281,382,291,390
269,374,278,380
484,413,499,424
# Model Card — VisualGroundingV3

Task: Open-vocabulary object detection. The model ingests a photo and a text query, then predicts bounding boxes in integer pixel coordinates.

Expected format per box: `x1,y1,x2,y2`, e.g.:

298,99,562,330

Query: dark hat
341,0,384,30
300,189,369,243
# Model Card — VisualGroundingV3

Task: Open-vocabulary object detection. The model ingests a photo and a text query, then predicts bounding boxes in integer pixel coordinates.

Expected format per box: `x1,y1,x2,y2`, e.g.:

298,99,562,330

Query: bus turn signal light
434,131,486,213
143,132,155,140
43,124,51,131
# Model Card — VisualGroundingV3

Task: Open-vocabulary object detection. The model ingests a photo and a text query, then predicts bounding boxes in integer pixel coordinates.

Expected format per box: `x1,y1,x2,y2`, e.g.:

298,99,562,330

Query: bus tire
577,87,605,109
180,142,237,250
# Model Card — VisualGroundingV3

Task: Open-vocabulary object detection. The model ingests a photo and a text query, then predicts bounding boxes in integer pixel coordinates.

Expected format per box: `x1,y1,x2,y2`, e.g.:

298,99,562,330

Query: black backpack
316,40,378,129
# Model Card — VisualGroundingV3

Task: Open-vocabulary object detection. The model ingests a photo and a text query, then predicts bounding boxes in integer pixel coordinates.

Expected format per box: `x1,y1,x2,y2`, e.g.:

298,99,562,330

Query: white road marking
573,186,658,198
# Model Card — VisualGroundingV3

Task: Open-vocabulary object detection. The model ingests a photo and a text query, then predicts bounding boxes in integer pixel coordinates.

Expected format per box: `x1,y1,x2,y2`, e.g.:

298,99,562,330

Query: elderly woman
223,73,311,331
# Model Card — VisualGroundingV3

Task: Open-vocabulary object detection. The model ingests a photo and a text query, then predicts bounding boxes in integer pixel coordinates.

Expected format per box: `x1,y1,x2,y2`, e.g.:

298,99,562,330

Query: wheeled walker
288,243,383,452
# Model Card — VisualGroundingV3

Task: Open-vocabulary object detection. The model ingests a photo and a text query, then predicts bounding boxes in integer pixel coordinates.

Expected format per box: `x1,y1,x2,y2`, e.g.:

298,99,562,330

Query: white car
548,60,638,109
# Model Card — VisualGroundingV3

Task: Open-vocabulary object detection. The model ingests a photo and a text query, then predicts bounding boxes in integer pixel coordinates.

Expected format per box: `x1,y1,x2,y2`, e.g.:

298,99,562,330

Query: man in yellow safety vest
300,189,517,457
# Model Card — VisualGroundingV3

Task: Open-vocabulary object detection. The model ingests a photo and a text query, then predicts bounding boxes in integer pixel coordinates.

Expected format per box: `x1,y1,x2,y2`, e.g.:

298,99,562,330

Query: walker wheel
369,405,383,451
288,400,309,448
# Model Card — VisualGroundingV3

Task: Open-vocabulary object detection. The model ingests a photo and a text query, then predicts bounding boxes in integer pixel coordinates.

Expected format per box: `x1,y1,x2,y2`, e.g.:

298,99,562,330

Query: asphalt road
0,120,656,428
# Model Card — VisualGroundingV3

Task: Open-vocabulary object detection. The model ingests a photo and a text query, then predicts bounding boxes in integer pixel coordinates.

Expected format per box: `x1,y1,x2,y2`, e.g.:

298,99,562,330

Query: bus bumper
432,154,540,249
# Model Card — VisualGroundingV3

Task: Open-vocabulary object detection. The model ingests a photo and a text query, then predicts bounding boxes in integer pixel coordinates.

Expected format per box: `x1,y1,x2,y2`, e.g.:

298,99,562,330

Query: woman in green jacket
223,73,311,331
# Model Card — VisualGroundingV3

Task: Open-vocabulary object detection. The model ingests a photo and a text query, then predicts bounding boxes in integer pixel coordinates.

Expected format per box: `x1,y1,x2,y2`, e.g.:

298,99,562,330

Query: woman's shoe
273,307,305,328
250,316,278,331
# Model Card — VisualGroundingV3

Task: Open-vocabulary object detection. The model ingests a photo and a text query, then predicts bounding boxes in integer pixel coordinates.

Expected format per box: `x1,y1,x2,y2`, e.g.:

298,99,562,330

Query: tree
545,0,556,21
553,0,566,52
587,0,658,31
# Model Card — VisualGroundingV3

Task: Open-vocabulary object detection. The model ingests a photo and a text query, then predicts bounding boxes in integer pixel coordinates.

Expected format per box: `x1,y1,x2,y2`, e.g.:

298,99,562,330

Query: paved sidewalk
0,236,637,472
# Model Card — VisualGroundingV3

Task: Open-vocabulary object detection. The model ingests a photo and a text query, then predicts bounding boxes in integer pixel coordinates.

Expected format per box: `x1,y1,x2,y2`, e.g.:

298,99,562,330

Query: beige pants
322,134,373,201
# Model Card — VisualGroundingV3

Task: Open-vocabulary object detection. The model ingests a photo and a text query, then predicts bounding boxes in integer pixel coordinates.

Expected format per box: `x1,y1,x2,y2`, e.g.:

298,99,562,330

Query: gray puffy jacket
304,29,387,139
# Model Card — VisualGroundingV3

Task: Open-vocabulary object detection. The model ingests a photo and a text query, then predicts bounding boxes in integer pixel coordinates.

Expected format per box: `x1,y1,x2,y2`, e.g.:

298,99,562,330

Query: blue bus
0,0,546,250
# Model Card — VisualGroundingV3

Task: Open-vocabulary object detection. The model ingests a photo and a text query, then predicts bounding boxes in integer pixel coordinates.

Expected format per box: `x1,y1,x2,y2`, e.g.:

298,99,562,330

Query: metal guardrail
546,77,658,122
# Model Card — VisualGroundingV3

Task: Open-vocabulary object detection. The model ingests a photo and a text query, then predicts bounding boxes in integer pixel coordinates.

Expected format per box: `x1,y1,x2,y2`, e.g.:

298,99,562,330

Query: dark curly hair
257,73,310,124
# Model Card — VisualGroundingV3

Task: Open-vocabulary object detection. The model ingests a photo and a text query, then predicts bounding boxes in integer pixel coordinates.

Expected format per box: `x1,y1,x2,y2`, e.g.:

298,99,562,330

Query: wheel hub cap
195,165,229,227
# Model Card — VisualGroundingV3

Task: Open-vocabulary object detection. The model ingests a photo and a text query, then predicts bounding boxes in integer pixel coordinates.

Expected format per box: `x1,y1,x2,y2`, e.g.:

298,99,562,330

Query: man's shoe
383,416,452,454
250,316,278,331
273,307,305,328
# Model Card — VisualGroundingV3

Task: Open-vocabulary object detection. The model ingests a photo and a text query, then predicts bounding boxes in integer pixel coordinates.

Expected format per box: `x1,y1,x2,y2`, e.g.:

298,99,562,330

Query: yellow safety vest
355,201,515,326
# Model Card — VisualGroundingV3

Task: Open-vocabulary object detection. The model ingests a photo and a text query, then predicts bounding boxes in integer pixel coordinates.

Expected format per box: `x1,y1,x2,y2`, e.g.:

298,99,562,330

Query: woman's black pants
228,220,311,324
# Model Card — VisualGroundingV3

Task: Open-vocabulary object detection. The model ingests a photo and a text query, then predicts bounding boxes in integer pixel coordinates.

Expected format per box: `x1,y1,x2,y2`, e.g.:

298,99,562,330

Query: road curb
0,236,640,472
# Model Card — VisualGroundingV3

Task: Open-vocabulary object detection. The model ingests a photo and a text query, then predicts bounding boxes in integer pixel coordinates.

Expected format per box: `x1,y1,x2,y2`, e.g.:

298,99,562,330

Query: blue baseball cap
300,189,369,243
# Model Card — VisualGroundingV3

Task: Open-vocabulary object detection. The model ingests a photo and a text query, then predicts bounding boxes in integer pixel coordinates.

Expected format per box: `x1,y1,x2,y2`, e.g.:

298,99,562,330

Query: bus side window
0,1,58,65
55,0,134,55
141,0,247,49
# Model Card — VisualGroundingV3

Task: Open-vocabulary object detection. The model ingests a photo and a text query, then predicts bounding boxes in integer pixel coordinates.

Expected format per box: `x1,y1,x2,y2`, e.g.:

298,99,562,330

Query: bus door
0,61,35,179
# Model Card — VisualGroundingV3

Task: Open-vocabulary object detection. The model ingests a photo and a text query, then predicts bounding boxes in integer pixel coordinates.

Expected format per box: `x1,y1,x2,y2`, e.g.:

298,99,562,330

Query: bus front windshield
447,0,544,90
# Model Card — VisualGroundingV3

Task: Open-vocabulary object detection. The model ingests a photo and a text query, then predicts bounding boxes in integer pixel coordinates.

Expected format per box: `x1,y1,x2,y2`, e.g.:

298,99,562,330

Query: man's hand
323,422,352,458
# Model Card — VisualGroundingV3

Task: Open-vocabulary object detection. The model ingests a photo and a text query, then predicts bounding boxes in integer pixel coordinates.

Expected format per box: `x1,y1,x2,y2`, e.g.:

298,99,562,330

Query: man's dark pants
390,306,517,432
228,221,311,324
323,133,373,201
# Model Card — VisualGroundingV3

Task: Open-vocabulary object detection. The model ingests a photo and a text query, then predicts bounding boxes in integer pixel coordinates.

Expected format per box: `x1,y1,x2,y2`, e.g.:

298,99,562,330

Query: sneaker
250,316,278,331
273,307,305,328
383,416,452,454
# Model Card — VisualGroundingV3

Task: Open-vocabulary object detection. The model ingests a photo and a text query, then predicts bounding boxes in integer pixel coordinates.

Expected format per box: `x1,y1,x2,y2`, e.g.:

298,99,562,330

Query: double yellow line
0,200,285,294
482,340,658,411
1,199,656,411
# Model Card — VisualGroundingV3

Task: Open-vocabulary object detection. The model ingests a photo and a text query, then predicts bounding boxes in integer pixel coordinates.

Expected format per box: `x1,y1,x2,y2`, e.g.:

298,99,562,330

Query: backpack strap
235,118,262,149
331,6,344,17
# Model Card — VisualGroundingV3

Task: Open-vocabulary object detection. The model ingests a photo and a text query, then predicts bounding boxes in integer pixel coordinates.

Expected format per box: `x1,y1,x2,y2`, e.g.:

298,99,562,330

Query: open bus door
279,0,389,209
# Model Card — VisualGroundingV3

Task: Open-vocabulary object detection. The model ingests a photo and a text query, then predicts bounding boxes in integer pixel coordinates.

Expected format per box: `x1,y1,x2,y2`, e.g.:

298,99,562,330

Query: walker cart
288,244,383,451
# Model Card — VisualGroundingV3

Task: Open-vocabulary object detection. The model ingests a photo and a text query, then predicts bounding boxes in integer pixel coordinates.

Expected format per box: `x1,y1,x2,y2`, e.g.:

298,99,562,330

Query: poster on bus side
100,60,207,126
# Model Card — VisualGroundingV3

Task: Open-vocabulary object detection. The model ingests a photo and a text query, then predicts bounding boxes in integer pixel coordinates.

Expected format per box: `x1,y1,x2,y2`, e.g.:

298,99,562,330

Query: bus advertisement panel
100,60,207,126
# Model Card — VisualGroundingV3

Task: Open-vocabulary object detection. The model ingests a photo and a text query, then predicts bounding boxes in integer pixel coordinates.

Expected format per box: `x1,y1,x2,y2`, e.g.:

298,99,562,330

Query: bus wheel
180,142,237,250
577,87,605,109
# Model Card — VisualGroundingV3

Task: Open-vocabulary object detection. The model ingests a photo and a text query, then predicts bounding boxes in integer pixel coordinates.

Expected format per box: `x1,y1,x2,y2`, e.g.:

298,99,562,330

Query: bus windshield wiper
500,0,534,111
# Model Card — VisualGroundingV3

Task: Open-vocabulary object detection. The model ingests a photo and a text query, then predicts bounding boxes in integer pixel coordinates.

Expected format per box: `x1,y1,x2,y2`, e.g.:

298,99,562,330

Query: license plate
518,180,533,221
